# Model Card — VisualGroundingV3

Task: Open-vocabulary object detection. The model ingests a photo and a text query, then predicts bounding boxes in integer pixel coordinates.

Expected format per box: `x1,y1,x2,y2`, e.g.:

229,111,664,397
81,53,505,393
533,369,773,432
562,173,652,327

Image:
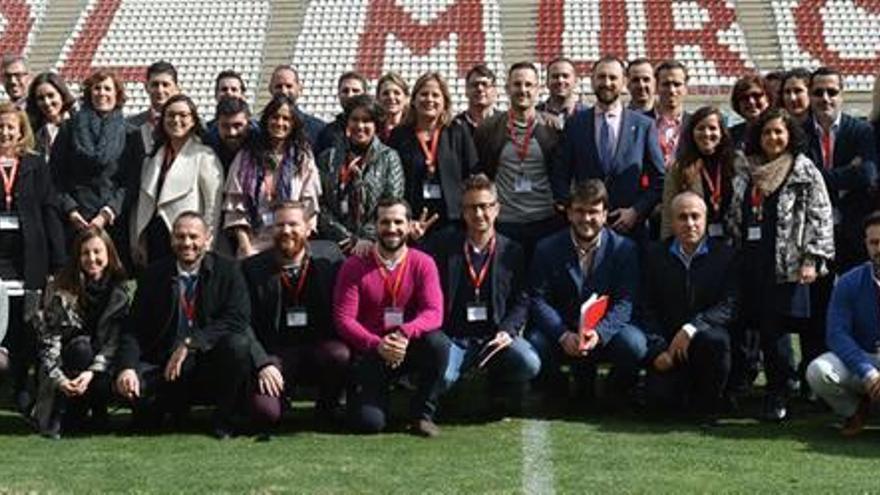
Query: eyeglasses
811,87,840,98
739,91,765,102
3,72,27,80
463,201,497,212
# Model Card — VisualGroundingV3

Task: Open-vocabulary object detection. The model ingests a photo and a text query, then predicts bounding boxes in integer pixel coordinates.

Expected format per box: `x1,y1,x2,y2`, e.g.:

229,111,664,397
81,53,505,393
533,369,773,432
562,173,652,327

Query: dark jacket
552,107,665,220
315,113,346,157
640,238,739,360
388,120,479,223
529,227,640,343
316,137,405,242
241,241,343,368
474,110,562,196
50,119,141,219
11,153,66,289
116,253,251,369
425,228,528,336
295,106,326,149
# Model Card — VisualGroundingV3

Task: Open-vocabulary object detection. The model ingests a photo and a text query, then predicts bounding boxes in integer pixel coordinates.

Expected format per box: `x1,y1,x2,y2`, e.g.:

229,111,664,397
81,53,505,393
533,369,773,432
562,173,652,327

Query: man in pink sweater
333,197,448,437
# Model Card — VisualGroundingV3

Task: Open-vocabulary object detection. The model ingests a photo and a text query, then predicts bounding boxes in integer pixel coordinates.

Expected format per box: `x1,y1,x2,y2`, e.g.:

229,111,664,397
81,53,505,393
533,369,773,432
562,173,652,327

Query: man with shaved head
640,192,739,418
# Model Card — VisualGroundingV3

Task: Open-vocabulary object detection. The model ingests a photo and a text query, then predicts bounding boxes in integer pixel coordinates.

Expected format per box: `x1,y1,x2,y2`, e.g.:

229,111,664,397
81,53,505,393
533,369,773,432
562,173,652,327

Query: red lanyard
417,127,441,176
374,249,409,307
700,164,723,215
821,131,833,170
338,154,363,187
507,113,535,163
464,237,496,299
280,258,311,305
179,285,199,328
0,158,18,211
750,186,764,222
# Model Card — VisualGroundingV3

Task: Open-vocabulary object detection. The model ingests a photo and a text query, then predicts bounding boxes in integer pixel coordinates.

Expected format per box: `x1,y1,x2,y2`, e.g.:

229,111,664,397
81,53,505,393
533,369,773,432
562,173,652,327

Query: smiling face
273,206,308,259
782,77,810,119
626,62,655,109
216,77,244,101
3,61,29,102
591,60,624,106
671,193,707,251
267,103,294,142
693,113,722,156
338,77,366,109
172,216,210,267
35,82,64,123
378,80,408,117
465,74,497,111
79,236,109,281
506,67,539,113
760,117,790,161
146,72,179,111
90,77,118,114
0,112,22,156
346,106,376,148
568,199,607,244
414,79,446,123
547,60,576,100
462,188,499,236
270,69,301,101
810,74,843,125
376,204,410,253
737,83,768,123
163,100,196,142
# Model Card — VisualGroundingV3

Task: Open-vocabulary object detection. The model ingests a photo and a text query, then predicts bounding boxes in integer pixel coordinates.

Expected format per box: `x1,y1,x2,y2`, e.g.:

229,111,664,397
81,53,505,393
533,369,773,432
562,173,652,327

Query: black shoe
14,390,32,417
212,426,233,440
762,394,788,422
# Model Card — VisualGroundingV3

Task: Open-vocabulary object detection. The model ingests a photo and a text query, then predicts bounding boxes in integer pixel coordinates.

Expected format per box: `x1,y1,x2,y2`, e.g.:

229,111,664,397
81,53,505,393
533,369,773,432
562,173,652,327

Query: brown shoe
841,398,871,437
410,419,440,438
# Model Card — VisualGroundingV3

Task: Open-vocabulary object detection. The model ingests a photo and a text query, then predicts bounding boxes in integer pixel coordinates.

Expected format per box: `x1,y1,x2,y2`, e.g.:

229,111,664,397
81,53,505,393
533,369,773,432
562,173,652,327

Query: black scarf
82,276,112,332
72,106,127,170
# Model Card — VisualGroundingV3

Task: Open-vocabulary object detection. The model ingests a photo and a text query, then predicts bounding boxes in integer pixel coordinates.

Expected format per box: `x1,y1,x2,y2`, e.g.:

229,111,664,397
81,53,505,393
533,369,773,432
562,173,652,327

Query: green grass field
0,395,878,494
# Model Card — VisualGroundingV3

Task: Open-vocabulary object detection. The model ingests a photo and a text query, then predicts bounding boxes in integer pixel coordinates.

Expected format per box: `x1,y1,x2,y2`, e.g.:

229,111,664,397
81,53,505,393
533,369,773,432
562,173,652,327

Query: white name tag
0,214,19,231
261,212,275,227
384,307,404,329
339,198,349,216
708,223,723,238
285,307,308,328
747,226,762,241
513,174,533,193
466,302,489,322
422,182,442,199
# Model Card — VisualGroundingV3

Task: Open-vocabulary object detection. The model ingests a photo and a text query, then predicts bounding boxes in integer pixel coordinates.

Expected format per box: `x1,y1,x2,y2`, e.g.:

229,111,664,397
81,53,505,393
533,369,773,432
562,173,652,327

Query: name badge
285,307,308,328
832,207,843,226
0,213,19,231
466,302,489,322
422,182,442,200
513,174,533,193
261,211,274,227
339,198,349,216
384,307,404,329
708,223,723,238
747,225,762,241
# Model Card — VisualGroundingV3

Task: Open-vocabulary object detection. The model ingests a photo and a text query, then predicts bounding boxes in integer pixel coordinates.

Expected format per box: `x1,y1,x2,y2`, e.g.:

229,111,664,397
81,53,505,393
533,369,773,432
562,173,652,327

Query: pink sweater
333,248,444,353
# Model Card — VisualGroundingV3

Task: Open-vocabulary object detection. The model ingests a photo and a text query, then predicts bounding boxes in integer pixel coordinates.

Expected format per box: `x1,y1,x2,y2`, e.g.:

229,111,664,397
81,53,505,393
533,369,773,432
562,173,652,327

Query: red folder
578,293,610,351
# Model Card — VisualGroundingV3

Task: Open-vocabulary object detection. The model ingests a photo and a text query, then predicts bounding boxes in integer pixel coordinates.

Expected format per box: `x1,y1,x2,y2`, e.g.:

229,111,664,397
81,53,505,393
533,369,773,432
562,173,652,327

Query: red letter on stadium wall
794,0,880,74
536,0,628,73
643,0,748,76
355,0,486,79
60,0,147,82
0,1,34,56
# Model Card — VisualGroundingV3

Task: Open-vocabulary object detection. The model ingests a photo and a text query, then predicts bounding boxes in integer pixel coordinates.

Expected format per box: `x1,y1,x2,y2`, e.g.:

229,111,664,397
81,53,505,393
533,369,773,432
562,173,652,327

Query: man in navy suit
803,66,878,273
425,174,541,416
528,179,646,408
552,55,665,240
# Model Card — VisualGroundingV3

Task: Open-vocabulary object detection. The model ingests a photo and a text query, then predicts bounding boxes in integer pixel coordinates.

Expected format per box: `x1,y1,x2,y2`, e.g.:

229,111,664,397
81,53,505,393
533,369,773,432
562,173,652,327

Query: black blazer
117,252,251,369
425,228,528,336
241,241,343,368
640,238,739,361
388,120,479,222
11,153,66,288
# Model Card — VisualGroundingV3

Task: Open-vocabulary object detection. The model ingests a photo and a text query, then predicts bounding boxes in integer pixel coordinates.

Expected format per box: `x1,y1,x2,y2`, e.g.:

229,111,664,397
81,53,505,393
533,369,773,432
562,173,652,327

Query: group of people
0,51,878,440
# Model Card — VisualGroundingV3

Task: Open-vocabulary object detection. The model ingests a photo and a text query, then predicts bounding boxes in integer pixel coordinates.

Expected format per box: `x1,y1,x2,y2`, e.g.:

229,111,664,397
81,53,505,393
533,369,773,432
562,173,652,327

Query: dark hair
54,226,127,310
376,195,412,220
463,173,497,196
343,94,385,125
863,210,880,232
591,55,626,73
654,60,689,82
547,57,576,76
675,106,735,196
810,66,844,91
150,94,204,156
745,107,807,159
215,95,251,119
26,72,76,130
255,94,307,156
765,70,784,83
467,64,497,83
508,61,539,79
82,69,126,110
270,65,299,86
337,71,369,93
626,58,653,76
146,60,178,84
569,179,609,209
779,67,812,102
215,70,246,95
272,199,314,220
730,74,771,117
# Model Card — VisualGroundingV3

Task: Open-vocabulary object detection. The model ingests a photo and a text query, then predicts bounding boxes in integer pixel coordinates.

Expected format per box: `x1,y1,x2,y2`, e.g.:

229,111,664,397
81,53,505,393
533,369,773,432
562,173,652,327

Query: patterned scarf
237,144,305,224
749,152,793,196
71,106,127,169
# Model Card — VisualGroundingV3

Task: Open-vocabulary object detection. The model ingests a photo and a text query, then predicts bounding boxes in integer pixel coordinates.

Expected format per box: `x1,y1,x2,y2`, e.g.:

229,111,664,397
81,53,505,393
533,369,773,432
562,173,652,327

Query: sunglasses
811,87,840,98
739,91,765,102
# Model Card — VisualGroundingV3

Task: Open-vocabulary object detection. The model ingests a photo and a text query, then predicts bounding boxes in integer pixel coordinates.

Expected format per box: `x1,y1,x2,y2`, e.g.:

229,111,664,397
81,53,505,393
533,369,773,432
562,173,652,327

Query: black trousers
50,337,112,431
129,333,252,430
347,331,449,433
645,327,732,414
4,297,34,398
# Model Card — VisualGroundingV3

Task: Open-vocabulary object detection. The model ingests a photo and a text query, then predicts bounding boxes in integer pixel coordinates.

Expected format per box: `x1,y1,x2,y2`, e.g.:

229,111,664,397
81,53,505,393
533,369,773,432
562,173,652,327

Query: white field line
521,419,555,495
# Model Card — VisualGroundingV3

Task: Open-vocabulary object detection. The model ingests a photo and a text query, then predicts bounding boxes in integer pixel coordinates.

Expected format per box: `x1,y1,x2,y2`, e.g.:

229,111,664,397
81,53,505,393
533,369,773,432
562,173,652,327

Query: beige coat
130,137,224,266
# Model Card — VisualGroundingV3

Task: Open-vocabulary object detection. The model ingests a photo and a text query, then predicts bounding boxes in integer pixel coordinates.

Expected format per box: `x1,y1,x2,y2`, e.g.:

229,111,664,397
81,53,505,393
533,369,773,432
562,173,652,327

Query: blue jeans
441,335,541,396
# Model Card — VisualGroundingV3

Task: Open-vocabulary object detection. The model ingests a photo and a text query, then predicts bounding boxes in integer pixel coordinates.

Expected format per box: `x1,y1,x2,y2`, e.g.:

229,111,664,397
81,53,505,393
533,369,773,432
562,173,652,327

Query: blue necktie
181,274,198,300
599,113,614,172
